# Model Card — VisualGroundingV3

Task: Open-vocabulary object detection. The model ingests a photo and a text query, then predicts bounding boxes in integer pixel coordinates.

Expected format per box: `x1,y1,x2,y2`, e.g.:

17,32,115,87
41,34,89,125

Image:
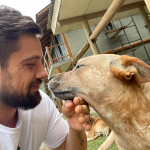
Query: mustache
29,79,43,87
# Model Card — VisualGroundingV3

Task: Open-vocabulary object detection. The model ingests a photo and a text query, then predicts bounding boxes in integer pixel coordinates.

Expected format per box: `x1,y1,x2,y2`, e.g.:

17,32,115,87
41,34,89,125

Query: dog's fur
49,54,150,150
86,117,111,142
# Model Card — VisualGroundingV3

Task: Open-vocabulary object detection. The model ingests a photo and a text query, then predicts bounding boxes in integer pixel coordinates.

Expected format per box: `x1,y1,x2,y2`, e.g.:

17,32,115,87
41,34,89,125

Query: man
0,5,91,150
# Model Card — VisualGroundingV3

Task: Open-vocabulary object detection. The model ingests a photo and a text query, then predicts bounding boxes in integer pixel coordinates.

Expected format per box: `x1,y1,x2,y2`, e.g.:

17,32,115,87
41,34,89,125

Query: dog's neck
93,82,150,149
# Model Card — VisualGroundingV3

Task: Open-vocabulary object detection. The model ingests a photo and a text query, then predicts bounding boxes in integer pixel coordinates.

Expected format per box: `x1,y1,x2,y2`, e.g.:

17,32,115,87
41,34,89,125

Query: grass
87,112,118,150
87,136,118,150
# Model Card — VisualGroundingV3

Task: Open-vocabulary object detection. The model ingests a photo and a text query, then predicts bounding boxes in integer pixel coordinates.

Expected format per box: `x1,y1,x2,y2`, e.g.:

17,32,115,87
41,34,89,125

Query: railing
43,33,74,73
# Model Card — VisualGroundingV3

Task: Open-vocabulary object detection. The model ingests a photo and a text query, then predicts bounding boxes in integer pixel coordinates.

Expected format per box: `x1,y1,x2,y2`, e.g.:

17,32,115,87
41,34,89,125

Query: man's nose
35,63,47,79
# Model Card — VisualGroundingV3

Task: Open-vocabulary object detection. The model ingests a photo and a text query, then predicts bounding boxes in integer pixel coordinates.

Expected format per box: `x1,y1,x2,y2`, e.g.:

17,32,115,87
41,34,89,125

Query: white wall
65,14,150,64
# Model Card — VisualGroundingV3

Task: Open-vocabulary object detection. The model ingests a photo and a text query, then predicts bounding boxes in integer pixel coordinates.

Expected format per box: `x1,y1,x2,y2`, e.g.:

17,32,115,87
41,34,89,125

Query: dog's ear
109,55,150,83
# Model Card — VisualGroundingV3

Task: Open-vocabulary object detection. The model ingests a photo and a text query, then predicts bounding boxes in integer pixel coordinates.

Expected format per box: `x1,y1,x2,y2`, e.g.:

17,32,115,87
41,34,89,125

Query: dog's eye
76,64,84,69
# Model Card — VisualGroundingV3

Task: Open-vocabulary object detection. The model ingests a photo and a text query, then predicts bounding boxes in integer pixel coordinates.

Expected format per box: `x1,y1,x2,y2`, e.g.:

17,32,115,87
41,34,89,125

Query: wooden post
56,67,63,113
45,46,53,64
43,56,50,71
72,41,90,65
138,5,150,35
144,0,150,12
57,99,63,113
82,19,99,55
62,33,74,59
90,0,125,41
56,67,62,73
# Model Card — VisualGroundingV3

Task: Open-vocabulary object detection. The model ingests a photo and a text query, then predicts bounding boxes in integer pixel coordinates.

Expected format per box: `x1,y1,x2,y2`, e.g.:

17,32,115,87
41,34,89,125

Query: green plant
148,12,150,20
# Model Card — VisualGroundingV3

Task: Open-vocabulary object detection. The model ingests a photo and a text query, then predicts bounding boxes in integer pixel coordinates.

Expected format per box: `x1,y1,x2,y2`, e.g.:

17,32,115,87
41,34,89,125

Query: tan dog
86,117,111,142
49,54,150,150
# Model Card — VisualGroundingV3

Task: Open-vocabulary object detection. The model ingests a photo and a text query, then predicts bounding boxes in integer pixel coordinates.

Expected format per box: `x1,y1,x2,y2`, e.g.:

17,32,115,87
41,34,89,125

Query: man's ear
109,55,150,83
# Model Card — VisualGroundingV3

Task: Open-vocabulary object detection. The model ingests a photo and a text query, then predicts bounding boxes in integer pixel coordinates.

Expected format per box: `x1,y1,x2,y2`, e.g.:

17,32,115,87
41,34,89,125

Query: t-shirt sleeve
42,92,69,148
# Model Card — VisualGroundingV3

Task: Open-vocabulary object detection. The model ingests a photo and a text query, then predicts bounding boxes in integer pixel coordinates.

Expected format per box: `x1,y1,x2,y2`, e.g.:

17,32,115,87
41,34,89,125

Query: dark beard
0,79,42,110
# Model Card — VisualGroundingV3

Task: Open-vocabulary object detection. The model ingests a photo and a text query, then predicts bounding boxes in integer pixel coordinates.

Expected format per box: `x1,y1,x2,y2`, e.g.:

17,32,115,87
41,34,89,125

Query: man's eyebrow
21,55,41,63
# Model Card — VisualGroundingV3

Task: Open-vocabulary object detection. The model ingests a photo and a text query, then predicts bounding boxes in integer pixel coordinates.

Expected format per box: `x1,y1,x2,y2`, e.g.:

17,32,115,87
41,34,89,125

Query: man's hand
62,97,91,131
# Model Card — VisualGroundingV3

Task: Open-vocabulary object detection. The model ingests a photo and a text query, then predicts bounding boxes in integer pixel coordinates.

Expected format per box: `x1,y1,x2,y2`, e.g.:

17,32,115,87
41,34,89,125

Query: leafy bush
148,12,150,20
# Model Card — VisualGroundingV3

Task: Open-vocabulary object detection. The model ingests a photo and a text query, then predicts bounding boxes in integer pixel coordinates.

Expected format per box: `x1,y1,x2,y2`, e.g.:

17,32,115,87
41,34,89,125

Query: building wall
65,14,150,64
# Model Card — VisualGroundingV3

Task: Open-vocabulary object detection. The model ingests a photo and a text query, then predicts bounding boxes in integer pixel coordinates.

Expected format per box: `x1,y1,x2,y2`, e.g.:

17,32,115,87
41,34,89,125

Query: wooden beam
38,16,48,28
105,26,126,35
72,41,90,65
57,99,63,113
102,38,150,54
41,35,51,44
82,19,99,55
62,33,74,59
45,46,53,64
56,67,63,113
43,56,50,71
57,1,145,26
48,43,65,48
56,67,62,73
144,0,150,12
36,6,50,23
110,26,127,39
90,0,125,41
42,41,49,50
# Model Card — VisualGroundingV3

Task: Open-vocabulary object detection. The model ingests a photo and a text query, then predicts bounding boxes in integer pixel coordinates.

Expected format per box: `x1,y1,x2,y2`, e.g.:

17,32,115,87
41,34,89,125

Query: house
36,0,150,111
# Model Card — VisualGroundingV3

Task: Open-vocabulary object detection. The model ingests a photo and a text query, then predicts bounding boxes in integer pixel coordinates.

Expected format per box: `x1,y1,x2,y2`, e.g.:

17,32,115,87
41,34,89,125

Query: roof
36,4,53,54
47,0,145,34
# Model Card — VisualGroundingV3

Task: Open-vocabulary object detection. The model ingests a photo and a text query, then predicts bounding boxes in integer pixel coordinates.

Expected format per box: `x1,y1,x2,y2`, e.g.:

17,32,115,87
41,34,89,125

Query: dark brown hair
0,5,43,68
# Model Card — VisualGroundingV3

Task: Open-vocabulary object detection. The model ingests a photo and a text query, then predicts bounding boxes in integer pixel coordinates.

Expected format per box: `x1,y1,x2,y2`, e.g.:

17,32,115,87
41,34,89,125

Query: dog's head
48,54,150,113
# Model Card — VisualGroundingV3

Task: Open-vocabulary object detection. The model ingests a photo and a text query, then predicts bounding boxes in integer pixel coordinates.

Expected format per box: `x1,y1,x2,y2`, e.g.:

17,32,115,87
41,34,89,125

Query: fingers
73,97,85,105
62,100,75,118
63,100,74,109
62,97,92,131
78,114,90,124
83,123,91,131
75,105,90,114
62,97,89,117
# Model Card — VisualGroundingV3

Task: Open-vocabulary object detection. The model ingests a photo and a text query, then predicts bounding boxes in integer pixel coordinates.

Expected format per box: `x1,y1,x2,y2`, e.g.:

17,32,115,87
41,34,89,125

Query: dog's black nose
49,75,55,81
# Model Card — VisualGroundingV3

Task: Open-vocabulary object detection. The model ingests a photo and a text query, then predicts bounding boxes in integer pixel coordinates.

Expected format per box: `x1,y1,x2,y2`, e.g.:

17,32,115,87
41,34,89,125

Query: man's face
0,34,47,110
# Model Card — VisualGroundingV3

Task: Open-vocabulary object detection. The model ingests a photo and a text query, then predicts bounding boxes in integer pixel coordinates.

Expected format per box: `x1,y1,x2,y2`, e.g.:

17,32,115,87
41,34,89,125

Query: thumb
62,100,75,118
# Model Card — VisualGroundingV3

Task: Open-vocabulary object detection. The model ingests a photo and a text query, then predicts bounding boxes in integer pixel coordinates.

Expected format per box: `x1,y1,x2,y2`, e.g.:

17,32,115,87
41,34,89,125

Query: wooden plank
52,55,69,61
45,46,53,64
90,0,125,41
57,99,63,113
57,1,145,26
48,43,65,48
38,16,48,28
72,41,90,65
110,26,127,39
144,0,150,12
82,19,99,55
102,38,150,54
43,56,50,70
62,33,74,59
105,26,126,35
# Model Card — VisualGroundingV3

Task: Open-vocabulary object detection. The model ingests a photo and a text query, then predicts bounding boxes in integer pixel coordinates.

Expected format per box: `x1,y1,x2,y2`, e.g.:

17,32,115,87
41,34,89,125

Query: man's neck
0,102,18,128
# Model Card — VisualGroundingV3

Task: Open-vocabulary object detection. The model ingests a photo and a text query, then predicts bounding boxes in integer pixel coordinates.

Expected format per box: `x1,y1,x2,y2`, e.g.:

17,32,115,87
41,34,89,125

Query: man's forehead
21,55,42,63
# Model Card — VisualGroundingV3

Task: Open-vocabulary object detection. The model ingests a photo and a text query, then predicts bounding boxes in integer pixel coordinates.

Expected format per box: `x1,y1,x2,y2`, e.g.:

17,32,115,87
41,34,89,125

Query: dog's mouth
51,87,79,101
52,91,74,101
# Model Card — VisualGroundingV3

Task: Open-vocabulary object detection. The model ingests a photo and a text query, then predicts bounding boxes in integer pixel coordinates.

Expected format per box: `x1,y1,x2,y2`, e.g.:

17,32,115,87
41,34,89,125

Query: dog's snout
49,75,55,81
